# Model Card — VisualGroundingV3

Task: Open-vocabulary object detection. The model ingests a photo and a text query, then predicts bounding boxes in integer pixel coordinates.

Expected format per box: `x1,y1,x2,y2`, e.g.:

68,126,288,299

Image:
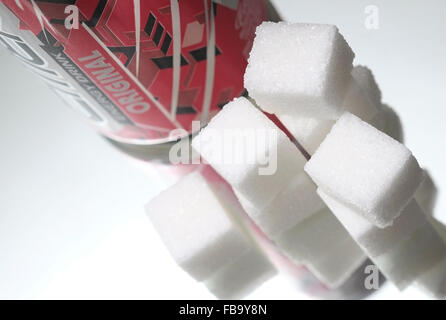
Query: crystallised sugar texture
244,22,354,119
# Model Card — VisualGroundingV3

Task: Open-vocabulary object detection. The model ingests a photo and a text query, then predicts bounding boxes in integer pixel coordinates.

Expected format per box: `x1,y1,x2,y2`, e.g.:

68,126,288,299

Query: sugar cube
234,172,326,238
305,241,367,289
357,200,428,257
273,66,380,155
244,22,354,119
319,190,446,289
305,112,424,227
204,248,276,299
319,258,383,300
277,114,335,155
275,207,366,288
146,169,251,281
192,97,307,210
374,222,446,289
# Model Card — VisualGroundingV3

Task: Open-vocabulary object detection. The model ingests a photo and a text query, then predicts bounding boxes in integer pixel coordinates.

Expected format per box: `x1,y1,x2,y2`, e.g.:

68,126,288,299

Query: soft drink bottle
0,0,279,159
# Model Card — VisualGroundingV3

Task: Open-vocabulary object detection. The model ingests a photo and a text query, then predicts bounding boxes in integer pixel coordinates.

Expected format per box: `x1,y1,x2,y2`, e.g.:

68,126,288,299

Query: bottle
0,0,280,161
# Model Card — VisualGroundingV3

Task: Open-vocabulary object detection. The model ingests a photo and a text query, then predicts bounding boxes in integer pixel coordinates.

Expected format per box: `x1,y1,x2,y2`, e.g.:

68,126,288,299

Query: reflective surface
0,0,445,299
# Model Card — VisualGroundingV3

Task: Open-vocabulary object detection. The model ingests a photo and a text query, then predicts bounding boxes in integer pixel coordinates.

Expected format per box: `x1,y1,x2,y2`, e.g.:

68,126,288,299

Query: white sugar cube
374,222,446,289
146,169,251,281
319,190,446,289
356,200,428,257
278,115,335,155
305,112,424,227
274,66,380,155
318,189,426,251
245,22,354,119
305,240,367,289
274,207,361,263
192,97,307,210
204,248,276,299
275,208,366,288
370,104,404,142
234,172,325,238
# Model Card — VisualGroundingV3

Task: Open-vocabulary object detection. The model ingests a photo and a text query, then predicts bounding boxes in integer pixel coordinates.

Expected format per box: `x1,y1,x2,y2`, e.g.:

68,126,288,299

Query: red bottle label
0,0,268,143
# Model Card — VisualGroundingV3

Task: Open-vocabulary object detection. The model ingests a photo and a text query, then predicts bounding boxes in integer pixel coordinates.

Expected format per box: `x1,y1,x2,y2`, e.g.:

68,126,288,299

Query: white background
0,0,445,299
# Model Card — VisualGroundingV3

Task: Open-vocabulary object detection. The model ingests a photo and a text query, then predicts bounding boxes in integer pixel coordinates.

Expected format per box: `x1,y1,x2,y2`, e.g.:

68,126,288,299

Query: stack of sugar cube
146,165,276,299
146,21,446,299
304,113,446,292
244,21,446,296
192,98,366,289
